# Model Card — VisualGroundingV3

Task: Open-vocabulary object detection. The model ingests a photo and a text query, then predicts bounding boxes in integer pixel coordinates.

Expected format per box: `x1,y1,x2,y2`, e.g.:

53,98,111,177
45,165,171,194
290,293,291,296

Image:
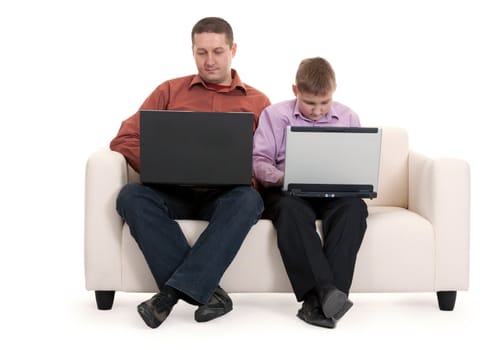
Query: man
110,17,270,328
253,57,367,328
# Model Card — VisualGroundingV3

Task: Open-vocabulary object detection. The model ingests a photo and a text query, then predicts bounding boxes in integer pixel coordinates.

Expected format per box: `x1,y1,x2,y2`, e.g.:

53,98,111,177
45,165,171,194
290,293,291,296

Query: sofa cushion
119,205,434,293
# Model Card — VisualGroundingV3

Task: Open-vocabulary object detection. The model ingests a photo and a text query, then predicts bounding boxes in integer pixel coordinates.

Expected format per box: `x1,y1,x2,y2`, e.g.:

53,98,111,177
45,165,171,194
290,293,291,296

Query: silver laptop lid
282,126,382,197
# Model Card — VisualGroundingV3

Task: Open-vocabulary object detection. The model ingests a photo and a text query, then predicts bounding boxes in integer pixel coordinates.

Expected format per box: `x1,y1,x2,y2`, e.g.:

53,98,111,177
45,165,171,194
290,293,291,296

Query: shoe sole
321,289,348,318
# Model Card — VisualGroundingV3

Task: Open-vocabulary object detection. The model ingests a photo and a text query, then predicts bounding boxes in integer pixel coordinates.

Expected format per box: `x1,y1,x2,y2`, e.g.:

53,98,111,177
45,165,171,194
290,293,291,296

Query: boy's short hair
295,57,336,95
191,17,234,48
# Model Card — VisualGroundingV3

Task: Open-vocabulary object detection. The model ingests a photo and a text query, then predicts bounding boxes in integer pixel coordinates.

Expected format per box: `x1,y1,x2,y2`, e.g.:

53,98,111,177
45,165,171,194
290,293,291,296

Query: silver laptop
140,110,254,186
282,126,382,198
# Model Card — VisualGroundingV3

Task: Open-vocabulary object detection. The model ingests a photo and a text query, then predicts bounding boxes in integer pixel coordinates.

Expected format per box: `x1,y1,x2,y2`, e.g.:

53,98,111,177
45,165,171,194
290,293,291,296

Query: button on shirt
252,99,361,187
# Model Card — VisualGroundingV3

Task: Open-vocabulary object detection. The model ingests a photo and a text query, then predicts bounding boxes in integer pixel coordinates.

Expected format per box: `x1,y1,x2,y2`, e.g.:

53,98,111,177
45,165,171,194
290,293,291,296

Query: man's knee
227,186,264,216
116,183,147,217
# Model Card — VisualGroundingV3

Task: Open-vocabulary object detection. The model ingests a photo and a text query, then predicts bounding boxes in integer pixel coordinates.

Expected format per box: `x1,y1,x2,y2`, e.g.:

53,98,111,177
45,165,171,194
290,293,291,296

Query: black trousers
262,189,368,301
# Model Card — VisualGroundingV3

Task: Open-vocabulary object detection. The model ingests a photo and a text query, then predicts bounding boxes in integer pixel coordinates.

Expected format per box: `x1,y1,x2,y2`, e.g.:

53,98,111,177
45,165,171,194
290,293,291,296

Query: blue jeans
116,183,264,304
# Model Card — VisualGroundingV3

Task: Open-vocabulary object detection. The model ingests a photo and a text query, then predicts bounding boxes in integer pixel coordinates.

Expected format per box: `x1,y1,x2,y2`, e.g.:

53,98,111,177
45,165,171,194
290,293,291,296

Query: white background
1,0,488,348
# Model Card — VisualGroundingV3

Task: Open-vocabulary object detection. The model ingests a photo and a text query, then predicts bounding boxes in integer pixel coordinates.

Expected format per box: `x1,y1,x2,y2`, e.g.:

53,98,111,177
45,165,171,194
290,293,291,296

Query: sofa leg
437,291,456,311
95,291,115,310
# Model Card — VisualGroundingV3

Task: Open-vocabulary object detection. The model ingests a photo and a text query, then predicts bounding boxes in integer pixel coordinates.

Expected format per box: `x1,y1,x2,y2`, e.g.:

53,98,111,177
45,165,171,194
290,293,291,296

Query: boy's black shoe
317,286,353,320
297,294,336,329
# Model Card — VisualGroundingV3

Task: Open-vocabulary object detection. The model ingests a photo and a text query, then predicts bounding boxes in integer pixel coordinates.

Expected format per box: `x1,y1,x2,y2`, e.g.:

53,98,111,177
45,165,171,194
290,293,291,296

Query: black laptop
140,110,254,186
282,126,382,199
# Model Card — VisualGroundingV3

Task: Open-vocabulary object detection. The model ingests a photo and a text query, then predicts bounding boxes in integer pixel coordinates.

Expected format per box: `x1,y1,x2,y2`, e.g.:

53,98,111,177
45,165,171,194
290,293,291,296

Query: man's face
192,32,236,85
293,85,335,121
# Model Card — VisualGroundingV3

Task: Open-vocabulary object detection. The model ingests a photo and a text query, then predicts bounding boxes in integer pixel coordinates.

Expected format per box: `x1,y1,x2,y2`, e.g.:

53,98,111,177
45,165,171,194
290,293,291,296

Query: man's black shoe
137,288,178,328
194,286,233,322
297,294,336,329
317,286,353,320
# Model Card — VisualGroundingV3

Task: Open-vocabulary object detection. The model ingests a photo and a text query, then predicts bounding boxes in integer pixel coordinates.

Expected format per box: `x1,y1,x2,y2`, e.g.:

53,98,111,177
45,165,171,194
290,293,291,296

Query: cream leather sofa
84,127,470,311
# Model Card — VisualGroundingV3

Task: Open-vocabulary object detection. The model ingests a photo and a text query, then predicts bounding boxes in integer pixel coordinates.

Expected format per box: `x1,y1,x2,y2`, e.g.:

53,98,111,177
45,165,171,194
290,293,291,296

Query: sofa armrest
84,149,128,290
408,151,470,290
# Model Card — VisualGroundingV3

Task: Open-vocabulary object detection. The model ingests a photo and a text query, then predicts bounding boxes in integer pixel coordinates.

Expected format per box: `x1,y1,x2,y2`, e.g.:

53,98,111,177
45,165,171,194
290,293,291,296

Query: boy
253,57,367,328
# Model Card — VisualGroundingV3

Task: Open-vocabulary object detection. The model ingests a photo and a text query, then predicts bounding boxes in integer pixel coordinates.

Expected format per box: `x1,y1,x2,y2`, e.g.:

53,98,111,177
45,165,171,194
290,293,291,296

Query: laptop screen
140,110,254,186
282,126,382,198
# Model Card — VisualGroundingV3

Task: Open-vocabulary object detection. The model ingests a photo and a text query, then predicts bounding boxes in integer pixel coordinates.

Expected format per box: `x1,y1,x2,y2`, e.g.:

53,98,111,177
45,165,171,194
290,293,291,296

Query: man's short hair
191,17,234,48
295,57,336,95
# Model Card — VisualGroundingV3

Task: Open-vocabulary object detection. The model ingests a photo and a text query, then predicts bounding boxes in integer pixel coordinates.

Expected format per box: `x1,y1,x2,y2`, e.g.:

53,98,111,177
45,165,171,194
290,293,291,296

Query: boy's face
293,85,335,121
192,32,236,86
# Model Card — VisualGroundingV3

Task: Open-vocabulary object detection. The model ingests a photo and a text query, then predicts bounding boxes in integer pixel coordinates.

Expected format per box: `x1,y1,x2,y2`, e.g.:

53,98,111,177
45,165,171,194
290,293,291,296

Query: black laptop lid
140,110,254,186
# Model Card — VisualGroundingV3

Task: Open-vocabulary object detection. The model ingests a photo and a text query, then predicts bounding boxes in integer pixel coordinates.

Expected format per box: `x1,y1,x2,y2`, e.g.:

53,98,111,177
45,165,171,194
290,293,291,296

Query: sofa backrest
368,127,409,208
127,127,409,208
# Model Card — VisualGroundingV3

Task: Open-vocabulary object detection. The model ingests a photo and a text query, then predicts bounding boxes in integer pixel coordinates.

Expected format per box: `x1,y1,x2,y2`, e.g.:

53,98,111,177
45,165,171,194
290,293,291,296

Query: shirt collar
189,69,247,93
293,99,339,123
